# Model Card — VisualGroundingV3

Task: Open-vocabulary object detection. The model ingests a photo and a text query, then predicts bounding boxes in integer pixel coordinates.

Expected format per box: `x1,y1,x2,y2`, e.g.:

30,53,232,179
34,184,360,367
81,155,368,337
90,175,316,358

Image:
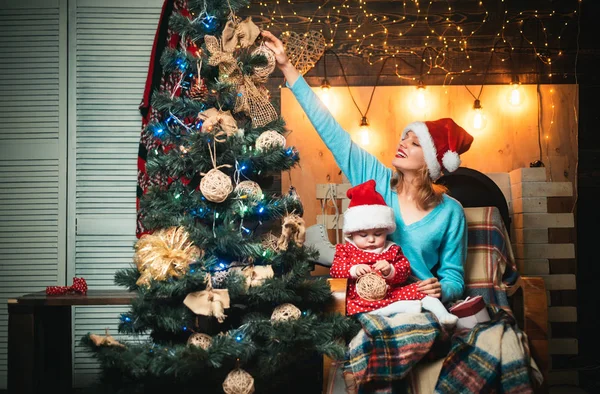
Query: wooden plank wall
280,83,578,229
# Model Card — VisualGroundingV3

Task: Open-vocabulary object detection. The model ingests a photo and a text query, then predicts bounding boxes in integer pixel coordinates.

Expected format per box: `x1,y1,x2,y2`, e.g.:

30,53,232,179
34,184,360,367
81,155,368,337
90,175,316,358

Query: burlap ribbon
277,214,306,251
231,264,274,289
204,35,238,78
222,17,260,52
89,328,125,348
198,108,238,142
233,75,278,128
184,280,231,323
204,21,278,128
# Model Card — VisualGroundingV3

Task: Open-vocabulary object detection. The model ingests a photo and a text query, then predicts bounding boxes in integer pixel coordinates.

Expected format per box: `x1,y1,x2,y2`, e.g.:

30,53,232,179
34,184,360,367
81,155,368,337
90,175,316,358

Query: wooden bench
7,290,136,394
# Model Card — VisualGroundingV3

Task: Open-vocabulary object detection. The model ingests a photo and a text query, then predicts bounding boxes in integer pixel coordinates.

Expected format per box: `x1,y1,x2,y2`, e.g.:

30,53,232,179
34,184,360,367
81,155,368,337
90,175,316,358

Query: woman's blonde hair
390,165,447,211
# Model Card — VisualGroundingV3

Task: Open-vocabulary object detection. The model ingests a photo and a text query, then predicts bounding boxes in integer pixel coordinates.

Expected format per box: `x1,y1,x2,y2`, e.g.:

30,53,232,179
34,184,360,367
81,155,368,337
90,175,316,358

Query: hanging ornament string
204,139,231,173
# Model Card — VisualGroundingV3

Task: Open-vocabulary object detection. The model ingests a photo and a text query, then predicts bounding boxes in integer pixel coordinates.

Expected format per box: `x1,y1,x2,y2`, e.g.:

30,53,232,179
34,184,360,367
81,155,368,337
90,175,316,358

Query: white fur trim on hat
402,121,442,180
343,204,396,235
442,150,461,173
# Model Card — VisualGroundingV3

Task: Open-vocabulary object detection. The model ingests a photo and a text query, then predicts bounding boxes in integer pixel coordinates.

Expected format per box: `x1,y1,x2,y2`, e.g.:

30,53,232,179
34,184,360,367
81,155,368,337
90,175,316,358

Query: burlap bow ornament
231,264,274,289
184,275,231,323
89,328,125,348
204,24,278,127
221,17,260,52
198,108,239,142
277,214,306,251
204,35,238,78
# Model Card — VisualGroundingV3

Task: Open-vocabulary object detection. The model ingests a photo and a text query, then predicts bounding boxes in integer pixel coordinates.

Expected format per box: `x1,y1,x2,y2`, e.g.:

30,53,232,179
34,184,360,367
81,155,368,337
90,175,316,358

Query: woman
261,31,473,304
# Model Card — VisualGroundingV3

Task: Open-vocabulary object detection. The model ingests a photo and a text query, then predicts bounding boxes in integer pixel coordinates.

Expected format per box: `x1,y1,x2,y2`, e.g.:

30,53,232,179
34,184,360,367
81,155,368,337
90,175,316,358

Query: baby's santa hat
343,180,396,235
402,118,474,180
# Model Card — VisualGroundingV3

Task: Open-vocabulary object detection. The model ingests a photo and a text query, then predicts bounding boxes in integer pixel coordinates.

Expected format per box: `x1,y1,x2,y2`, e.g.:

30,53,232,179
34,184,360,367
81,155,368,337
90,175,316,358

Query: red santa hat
402,118,474,180
343,180,396,235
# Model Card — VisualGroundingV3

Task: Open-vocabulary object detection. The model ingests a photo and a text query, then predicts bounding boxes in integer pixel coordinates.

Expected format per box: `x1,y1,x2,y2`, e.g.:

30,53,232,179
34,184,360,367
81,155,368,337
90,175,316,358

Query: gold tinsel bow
204,30,278,128
133,226,203,287
89,328,125,348
221,17,260,52
184,280,231,323
198,108,239,142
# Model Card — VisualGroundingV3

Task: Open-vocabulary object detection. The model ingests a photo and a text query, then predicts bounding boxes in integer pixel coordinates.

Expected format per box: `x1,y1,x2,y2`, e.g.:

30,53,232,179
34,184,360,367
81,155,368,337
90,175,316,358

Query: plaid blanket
343,207,541,393
346,312,447,393
435,310,542,394
347,310,541,394
461,207,520,313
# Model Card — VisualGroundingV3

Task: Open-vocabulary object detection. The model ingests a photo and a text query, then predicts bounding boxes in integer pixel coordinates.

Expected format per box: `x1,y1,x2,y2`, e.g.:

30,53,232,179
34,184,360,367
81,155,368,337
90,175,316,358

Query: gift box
449,295,490,330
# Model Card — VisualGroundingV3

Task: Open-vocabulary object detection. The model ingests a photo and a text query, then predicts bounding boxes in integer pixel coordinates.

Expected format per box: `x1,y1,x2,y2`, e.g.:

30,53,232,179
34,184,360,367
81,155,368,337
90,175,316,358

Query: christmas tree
82,0,357,393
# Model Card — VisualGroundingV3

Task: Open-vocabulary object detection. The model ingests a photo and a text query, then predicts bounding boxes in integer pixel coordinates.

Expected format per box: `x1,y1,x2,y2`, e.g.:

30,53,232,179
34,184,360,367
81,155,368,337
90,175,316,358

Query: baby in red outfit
330,180,458,326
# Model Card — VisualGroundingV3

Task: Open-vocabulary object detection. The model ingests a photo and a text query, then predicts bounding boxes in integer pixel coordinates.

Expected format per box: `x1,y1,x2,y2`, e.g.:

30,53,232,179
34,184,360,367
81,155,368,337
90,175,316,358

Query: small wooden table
7,290,136,394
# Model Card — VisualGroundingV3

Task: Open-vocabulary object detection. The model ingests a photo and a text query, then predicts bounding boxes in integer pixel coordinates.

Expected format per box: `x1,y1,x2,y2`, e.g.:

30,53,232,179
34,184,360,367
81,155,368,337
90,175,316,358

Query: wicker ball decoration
270,303,301,322
356,272,388,301
234,180,262,199
222,368,255,394
255,130,285,151
187,332,212,350
200,168,233,203
251,45,276,83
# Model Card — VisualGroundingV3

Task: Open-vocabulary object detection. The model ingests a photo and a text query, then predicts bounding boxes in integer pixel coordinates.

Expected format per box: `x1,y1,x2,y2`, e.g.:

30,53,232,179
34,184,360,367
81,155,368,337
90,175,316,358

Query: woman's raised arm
261,31,391,188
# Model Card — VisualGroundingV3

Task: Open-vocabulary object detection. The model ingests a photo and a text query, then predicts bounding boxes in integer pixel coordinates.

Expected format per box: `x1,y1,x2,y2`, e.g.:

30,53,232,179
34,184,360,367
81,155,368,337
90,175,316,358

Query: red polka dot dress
330,242,426,315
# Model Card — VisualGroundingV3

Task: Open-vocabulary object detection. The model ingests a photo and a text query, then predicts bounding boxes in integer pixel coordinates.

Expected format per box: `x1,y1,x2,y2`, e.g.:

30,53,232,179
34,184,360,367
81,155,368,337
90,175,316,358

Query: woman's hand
260,30,290,68
372,260,392,276
260,30,301,85
417,277,442,298
355,264,372,277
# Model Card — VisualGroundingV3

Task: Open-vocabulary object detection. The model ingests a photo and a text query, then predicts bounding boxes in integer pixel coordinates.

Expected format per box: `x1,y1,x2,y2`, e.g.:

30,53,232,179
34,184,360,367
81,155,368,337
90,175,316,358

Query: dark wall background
241,0,600,390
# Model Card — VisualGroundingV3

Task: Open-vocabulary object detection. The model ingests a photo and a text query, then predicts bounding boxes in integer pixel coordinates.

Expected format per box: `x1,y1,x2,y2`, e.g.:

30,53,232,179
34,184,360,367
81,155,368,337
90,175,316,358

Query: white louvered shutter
0,0,67,389
70,0,162,387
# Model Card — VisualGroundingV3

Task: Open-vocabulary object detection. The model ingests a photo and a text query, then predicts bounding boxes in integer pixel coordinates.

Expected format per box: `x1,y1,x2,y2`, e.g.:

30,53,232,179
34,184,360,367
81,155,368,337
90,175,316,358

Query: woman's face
391,131,426,172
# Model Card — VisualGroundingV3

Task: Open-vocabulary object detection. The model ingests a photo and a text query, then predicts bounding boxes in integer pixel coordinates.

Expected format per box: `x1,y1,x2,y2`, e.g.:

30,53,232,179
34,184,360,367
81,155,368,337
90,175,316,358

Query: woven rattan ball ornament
200,168,233,203
223,368,255,394
235,180,262,199
271,303,301,322
356,272,388,301
256,130,285,151
187,332,212,350
251,45,276,83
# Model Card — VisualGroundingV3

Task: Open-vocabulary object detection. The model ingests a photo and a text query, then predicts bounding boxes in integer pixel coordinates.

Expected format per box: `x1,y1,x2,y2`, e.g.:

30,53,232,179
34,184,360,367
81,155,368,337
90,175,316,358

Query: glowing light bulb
472,99,487,130
320,78,331,108
359,116,370,145
409,80,429,113
507,76,524,107
509,84,521,106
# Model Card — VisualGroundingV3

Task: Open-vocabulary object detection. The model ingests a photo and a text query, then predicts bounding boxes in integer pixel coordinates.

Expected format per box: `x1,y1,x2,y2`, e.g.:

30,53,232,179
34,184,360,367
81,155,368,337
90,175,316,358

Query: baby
329,180,458,326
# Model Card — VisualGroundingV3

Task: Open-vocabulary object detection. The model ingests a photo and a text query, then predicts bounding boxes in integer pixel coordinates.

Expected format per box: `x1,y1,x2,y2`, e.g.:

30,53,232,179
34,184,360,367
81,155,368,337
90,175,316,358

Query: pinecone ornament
189,76,208,100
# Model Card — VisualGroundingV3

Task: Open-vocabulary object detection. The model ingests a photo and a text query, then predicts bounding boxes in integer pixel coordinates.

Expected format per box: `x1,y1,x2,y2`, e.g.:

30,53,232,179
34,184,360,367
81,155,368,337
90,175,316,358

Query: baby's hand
355,264,372,277
373,260,392,276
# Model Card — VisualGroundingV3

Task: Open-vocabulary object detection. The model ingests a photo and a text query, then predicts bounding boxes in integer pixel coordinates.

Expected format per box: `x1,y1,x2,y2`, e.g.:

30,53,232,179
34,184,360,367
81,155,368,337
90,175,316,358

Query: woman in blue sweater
262,31,474,304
